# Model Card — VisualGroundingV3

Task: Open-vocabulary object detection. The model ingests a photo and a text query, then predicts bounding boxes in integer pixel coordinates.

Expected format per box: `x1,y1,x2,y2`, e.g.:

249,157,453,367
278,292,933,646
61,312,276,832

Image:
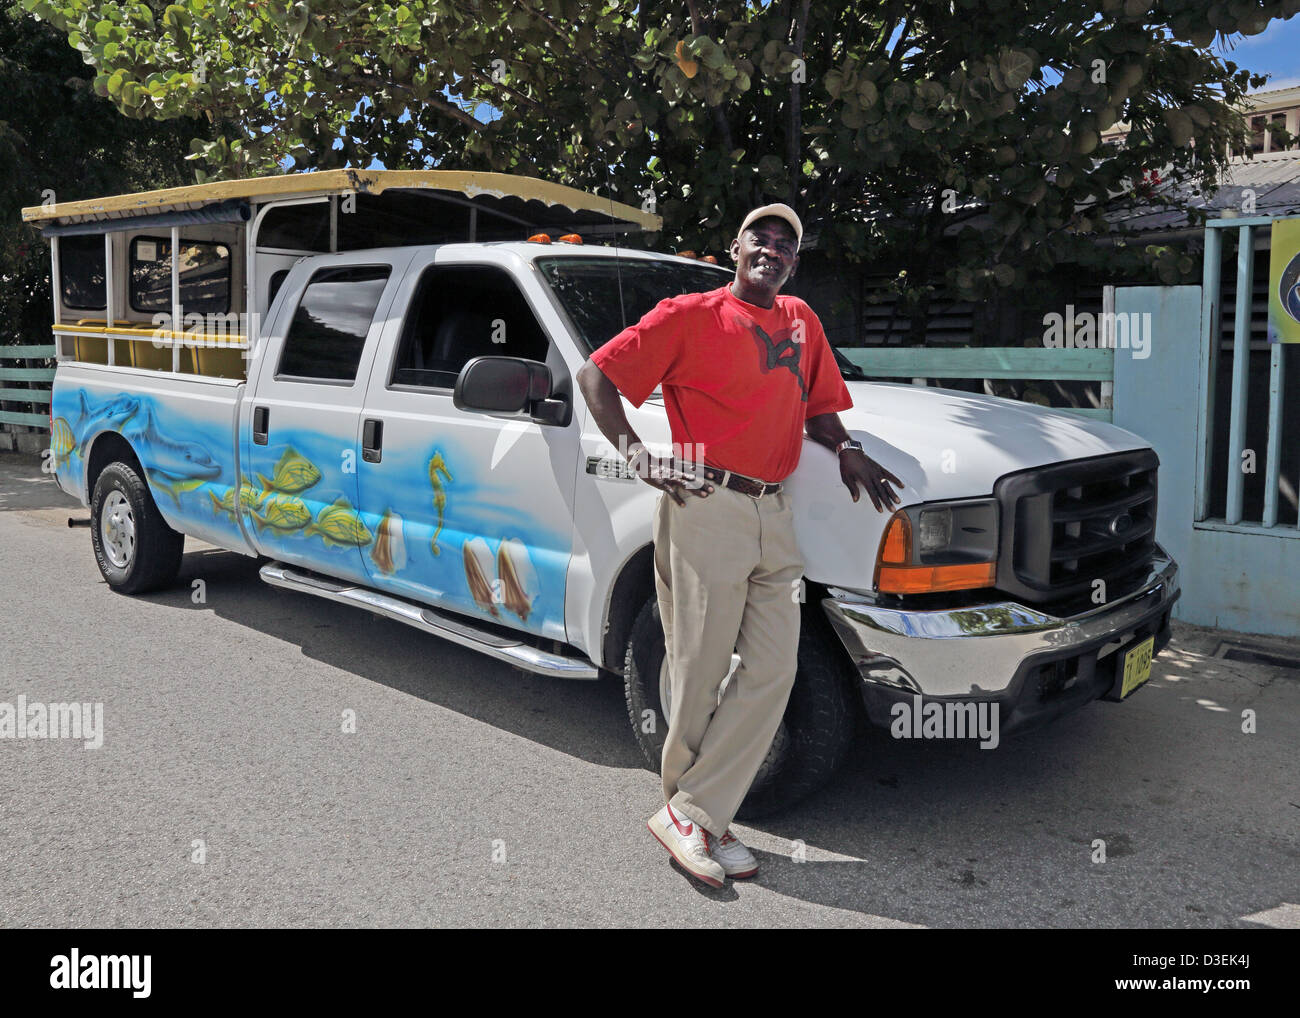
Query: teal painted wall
1114,285,1300,637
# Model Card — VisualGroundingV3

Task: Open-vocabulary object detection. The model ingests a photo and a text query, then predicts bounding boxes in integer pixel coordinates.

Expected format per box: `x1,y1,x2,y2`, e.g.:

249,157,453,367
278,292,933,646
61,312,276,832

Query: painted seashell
496,537,538,622
370,508,407,575
463,537,498,617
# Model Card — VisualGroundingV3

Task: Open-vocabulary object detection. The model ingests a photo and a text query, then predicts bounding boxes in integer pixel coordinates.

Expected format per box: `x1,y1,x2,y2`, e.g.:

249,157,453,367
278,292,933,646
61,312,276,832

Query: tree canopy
18,0,1300,306
1,2,210,344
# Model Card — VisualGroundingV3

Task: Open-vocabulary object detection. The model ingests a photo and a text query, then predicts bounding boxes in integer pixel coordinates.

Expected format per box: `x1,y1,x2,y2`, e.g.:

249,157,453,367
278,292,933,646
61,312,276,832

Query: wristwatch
835,439,864,456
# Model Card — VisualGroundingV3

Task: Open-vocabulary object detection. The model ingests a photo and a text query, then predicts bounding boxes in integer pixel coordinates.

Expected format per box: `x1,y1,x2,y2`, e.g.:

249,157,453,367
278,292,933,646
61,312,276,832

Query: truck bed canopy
22,169,662,242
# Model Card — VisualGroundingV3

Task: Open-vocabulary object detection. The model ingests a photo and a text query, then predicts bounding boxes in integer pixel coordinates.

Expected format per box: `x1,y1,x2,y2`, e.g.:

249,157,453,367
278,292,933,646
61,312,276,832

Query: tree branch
788,0,811,205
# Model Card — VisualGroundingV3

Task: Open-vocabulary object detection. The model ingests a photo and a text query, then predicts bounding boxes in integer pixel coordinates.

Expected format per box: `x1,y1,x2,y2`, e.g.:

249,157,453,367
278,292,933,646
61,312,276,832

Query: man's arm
576,360,713,505
806,411,904,512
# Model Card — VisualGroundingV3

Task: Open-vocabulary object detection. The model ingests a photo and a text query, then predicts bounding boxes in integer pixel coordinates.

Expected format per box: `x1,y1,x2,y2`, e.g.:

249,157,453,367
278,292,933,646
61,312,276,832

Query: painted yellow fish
250,492,312,533
429,451,453,556
148,470,209,506
49,417,75,465
305,495,373,549
258,446,321,496
239,481,264,513
208,485,238,521
209,481,269,523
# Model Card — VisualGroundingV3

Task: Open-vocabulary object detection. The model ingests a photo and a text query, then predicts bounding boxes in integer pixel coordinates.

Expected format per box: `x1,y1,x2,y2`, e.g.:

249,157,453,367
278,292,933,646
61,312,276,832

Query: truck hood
782,382,1152,591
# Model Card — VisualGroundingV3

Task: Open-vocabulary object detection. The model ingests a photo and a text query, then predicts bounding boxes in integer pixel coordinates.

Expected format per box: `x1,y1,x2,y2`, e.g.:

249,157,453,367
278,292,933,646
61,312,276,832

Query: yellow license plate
1120,636,1155,698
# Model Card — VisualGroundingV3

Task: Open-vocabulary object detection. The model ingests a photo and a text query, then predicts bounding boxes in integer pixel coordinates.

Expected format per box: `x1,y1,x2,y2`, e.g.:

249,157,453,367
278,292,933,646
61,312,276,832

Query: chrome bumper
820,548,1180,732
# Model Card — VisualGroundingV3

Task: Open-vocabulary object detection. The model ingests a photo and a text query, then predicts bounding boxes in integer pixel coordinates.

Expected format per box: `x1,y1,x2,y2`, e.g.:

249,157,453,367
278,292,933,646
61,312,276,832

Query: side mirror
453,356,569,426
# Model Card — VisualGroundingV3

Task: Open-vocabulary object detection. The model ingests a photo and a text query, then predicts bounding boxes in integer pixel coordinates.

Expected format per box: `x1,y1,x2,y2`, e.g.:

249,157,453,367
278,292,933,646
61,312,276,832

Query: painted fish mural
250,492,313,534
121,404,222,507
370,508,407,575
429,451,453,556
304,496,373,549
49,417,76,467
208,481,265,523
73,391,140,457
257,446,322,497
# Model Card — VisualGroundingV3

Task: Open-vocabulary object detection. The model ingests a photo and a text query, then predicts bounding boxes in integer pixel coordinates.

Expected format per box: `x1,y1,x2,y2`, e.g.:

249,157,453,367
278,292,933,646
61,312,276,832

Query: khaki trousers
653,483,803,837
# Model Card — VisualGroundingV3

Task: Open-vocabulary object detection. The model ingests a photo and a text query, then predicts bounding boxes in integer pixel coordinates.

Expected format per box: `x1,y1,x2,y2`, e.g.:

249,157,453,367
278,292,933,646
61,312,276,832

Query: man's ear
786,252,799,282
729,237,741,262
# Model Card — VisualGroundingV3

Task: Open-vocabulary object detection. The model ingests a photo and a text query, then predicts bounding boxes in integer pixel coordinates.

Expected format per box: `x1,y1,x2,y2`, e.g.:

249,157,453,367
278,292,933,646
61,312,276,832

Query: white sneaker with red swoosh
647,804,725,888
710,828,758,879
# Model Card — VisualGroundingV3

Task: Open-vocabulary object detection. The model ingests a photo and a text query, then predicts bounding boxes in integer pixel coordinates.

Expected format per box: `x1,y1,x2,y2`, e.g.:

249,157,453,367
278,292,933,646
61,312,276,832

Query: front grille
994,450,1158,605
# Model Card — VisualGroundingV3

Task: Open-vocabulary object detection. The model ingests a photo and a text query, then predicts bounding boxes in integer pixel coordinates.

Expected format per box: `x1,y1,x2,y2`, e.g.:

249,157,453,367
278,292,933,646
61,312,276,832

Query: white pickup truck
28,171,1180,816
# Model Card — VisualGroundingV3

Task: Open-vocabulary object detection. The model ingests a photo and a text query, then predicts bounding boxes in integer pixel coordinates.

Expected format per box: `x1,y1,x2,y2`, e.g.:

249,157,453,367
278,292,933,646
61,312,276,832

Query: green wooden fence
0,344,56,430
838,346,1115,421
0,343,1113,431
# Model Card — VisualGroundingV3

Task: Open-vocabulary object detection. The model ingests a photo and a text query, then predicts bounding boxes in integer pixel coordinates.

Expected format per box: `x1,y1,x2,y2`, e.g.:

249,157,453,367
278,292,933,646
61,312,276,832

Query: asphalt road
1,452,1296,928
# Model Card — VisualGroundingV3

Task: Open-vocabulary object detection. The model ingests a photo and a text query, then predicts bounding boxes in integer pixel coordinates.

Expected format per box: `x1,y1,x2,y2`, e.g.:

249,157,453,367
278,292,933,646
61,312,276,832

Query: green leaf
998,49,1035,90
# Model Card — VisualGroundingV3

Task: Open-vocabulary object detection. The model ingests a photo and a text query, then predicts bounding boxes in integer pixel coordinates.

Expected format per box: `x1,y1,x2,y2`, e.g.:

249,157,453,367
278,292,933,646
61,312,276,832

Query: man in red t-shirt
577,204,902,887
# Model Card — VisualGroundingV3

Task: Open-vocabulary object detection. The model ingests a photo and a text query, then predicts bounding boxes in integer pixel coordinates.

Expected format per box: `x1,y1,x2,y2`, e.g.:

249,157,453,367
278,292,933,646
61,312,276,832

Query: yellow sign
1268,218,1300,344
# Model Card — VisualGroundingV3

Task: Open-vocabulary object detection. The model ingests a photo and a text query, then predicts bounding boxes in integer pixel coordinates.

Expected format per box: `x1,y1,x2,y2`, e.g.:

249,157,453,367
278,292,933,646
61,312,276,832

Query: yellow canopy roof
22,168,661,233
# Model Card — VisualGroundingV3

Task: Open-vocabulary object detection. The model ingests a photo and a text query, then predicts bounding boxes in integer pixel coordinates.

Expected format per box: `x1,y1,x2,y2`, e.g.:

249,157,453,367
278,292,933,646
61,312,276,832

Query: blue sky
1221,17,1300,92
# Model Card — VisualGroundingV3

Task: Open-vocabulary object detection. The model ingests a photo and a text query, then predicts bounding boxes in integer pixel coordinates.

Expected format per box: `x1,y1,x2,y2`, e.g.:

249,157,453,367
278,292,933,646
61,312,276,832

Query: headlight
875,499,998,594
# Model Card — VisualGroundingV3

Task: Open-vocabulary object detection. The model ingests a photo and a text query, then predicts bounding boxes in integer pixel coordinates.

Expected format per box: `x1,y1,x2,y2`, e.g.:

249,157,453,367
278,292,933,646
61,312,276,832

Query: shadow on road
124,544,1293,927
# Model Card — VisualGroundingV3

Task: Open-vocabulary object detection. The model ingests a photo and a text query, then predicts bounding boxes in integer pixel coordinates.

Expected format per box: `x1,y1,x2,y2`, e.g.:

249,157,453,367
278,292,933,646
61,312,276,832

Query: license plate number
1120,636,1155,698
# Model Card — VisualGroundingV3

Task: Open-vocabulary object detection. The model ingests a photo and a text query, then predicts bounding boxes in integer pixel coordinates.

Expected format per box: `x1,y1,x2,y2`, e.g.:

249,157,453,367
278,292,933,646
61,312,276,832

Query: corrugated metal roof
1102,152,1300,232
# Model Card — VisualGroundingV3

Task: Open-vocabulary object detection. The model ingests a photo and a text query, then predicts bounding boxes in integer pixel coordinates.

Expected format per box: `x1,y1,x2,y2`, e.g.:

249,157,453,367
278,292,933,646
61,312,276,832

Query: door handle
253,406,269,445
362,418,383,463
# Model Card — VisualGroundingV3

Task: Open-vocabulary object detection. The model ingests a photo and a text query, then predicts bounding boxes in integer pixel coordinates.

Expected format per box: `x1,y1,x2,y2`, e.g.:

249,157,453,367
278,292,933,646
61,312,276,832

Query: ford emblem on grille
1108,512,1134,537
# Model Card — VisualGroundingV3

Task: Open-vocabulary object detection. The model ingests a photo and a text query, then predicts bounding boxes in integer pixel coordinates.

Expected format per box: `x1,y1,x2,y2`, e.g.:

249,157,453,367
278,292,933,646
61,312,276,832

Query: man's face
730,217,799,294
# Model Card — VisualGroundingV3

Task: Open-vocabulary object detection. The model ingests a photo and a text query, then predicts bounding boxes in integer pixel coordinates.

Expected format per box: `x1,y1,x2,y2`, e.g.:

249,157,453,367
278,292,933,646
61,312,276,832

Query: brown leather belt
676,461,782,498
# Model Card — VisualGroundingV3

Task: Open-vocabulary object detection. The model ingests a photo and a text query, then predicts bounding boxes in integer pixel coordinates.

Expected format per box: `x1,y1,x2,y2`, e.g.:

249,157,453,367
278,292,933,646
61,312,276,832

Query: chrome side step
259,562,600,680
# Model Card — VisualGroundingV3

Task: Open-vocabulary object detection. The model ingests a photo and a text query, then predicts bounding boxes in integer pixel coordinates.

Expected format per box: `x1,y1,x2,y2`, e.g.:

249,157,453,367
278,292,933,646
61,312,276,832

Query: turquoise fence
0,344,56,430
838,346,1115,421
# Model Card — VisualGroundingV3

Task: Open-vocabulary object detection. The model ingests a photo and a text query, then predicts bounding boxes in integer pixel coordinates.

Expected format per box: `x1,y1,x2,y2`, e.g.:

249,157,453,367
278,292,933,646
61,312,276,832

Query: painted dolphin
73,391,141,456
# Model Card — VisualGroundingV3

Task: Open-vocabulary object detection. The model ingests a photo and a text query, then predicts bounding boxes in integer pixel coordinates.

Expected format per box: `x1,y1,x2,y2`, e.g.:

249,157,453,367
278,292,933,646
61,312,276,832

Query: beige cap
737,202,803,249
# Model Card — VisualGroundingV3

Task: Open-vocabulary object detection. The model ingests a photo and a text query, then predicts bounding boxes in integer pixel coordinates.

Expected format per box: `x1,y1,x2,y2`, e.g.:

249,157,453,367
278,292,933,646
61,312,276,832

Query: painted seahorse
429,451,453,556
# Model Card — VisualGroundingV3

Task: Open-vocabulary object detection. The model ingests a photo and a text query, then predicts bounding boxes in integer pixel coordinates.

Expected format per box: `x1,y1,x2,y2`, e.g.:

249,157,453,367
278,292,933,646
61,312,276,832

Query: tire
90,461,184,594
623,594,859,819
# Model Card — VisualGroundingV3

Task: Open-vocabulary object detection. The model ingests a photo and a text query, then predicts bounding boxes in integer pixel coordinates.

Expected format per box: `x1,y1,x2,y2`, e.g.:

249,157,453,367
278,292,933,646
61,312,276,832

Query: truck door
242,254,411,584
354,252,579,642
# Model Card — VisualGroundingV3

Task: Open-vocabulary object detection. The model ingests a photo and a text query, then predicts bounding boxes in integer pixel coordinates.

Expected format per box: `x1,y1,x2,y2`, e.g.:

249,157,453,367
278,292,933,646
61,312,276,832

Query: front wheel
622,594,860,819
90,461,184,594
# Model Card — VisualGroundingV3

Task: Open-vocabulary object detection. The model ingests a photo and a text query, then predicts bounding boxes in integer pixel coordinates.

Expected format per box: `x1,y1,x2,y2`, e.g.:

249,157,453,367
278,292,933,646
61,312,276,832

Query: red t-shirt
589,284,853,482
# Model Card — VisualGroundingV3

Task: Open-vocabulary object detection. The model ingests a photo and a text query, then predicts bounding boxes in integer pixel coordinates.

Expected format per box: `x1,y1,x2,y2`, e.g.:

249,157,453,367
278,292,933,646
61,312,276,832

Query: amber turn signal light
527,233,551,244
557,233,583,244
874,510,996,594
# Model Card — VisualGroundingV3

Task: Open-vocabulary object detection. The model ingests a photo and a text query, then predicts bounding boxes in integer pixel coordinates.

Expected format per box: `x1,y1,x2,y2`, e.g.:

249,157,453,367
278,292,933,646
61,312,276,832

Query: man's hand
841,449,904,511
630,448,714,506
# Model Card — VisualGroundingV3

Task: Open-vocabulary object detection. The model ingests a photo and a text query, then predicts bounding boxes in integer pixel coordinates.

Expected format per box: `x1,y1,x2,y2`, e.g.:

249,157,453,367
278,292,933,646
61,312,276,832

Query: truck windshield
536,255,733,353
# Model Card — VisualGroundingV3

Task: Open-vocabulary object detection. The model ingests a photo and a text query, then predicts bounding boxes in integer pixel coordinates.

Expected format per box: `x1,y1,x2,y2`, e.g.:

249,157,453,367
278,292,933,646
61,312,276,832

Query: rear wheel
623,594,859,819
90,461,184,594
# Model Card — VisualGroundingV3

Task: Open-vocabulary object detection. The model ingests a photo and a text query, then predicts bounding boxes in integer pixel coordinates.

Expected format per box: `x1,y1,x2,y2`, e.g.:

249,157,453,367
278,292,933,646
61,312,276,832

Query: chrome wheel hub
101,490,135,569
